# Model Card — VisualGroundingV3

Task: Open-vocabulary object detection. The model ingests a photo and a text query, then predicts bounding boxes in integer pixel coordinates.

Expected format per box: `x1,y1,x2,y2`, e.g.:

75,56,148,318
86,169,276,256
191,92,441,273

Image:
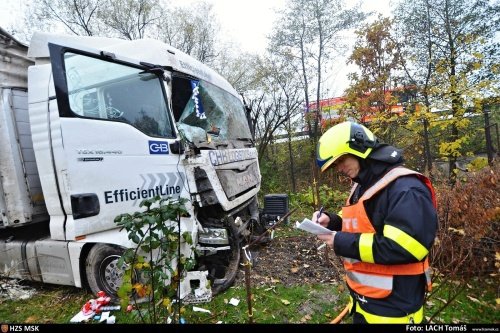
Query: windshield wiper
235,137,254,147
215,142,229,148
237,137,254,142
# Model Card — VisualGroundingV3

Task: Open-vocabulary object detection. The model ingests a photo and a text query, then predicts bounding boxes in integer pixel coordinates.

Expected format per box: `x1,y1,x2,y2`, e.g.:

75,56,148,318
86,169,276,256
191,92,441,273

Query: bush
289,184,349,219
431,162,500,278
114,196,193,324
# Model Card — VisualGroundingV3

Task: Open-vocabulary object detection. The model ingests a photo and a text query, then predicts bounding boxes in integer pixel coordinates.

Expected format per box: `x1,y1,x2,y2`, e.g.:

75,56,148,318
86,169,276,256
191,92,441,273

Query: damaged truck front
0,29,262,302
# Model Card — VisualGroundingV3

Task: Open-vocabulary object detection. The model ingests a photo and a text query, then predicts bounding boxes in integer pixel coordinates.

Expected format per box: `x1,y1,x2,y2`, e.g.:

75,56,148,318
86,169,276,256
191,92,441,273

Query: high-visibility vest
341,167,436,299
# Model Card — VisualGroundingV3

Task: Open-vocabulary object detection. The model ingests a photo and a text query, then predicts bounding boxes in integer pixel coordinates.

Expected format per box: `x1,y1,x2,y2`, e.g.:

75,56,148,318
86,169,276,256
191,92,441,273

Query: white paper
69,311,94,323
99,311,110,323
228,298,240,306
193,306,212,314
296,218,334,235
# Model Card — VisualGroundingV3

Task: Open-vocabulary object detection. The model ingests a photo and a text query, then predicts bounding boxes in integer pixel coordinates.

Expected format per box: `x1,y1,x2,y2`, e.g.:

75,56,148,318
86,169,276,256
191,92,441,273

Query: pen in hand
316,206,324,222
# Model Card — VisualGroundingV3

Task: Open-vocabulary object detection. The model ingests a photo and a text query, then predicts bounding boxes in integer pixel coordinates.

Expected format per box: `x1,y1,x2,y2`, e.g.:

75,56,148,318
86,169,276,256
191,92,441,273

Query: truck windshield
176,79,252,143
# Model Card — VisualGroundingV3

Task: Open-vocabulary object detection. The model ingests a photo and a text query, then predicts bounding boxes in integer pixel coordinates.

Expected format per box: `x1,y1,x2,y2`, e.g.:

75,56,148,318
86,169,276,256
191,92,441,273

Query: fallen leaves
448,227,465,236
466,295,481,304
281,299,290,305
236,234,342,287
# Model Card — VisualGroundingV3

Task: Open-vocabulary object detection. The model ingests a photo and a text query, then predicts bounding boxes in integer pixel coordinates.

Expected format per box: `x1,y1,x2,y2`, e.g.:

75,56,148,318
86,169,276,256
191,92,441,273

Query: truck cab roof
27,31,239,98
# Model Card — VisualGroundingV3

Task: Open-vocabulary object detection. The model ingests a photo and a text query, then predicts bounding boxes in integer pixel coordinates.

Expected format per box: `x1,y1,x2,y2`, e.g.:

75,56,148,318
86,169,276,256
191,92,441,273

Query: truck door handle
71,193,100,219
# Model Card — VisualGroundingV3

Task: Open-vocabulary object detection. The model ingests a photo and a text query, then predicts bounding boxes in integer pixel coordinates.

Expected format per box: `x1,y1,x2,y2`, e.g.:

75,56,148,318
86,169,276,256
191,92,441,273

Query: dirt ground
234,232,344,287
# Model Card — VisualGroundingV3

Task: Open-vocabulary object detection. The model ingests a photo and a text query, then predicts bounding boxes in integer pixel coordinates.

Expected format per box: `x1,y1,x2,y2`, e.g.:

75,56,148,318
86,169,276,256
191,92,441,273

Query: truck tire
208,217,241,296
85,244,125,300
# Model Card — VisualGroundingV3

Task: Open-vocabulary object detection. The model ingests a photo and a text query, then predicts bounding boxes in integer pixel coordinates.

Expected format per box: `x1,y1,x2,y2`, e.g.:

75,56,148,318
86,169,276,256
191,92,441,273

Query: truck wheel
85,244,125,300
210,217,241,296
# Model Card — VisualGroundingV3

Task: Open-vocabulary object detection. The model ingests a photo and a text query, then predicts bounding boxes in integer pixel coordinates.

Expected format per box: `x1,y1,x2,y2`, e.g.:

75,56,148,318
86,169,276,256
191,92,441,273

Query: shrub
289,184,349,218
431,162,499,278
114,196,193,323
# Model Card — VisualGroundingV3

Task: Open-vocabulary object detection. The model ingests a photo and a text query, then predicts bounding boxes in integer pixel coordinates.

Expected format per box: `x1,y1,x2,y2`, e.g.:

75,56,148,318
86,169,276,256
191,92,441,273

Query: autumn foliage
431,163,500,279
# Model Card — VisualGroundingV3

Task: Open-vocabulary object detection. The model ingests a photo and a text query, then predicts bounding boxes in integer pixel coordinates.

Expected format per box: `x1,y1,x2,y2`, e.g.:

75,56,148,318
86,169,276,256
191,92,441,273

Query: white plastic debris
0,280,36,301
69,311,94,323
228,298,240,306
99,311,110,323
192,306,211,314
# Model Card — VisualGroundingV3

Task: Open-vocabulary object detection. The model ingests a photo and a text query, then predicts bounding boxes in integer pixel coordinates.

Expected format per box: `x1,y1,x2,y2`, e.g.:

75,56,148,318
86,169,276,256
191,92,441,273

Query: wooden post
242,246,253,324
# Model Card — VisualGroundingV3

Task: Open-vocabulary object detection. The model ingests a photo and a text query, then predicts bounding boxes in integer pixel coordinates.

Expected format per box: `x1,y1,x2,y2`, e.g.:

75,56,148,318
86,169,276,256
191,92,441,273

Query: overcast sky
1,0,392,51
1,0,393,95
208,0,392,54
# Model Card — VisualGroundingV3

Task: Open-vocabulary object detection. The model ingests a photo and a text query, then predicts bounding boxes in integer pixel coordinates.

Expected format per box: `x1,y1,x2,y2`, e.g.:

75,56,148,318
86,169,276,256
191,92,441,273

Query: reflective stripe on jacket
341,167,436,299
347,295,425,323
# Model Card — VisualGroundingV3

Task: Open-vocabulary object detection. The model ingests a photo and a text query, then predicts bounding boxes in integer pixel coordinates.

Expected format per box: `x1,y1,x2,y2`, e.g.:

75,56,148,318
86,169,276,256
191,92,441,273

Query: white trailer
0,27,262,302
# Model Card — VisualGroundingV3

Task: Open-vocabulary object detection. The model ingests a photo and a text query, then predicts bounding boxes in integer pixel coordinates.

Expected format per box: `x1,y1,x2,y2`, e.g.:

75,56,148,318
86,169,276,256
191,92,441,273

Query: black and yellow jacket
327,147,438,323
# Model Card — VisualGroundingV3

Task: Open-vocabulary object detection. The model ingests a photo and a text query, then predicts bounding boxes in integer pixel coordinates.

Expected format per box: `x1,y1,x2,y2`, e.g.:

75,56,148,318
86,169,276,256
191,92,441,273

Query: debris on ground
70,290,118,324
192,306,211,314
228,298,240,306
0,279,37,301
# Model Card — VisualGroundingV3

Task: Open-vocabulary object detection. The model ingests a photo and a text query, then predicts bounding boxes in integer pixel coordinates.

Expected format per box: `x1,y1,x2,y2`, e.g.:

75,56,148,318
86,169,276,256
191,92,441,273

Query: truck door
48,43,186,240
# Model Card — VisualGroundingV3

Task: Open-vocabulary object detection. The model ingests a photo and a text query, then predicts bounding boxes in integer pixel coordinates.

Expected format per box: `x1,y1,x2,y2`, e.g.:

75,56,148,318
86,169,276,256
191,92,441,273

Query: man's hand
318,231,336,249
312,209,330,228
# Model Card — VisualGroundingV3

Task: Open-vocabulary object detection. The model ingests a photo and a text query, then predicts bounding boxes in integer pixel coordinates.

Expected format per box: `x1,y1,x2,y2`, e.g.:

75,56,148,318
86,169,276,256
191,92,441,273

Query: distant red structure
307,88,412,131
305,97,347,131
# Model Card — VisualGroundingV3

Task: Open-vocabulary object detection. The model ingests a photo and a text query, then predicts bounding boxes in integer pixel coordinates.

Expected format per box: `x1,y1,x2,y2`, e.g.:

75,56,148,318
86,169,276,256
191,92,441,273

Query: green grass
0,283,90,323
424,277,499,324
1,221,497,324
1,275,498,324
179,283,351,324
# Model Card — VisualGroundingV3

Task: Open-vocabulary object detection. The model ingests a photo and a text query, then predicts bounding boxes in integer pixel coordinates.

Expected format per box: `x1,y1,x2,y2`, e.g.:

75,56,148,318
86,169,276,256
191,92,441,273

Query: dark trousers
353,312,368,324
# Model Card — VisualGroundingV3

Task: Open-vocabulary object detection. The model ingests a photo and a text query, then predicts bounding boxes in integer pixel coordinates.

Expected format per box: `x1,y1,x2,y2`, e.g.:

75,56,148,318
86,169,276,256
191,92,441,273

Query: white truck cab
0,28,262,302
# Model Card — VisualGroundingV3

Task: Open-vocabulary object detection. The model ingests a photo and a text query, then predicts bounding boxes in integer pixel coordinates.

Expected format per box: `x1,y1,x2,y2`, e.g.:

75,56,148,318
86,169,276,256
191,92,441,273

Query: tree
28,0,106,36
99,0,162,40
155,1,221,65
18,0,222,66
271,0,366,140
270,0,366,205
23,0,161,39
264,53,304,192
396,0,500,181
344,16,404,140
245,55,303,166
212,50,261,93
393,0,439,175
434,0,499,181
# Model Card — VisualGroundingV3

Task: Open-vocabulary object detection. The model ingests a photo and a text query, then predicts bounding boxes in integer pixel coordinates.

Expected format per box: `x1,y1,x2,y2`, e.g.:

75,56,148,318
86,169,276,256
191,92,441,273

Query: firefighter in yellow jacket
312,121,438,324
